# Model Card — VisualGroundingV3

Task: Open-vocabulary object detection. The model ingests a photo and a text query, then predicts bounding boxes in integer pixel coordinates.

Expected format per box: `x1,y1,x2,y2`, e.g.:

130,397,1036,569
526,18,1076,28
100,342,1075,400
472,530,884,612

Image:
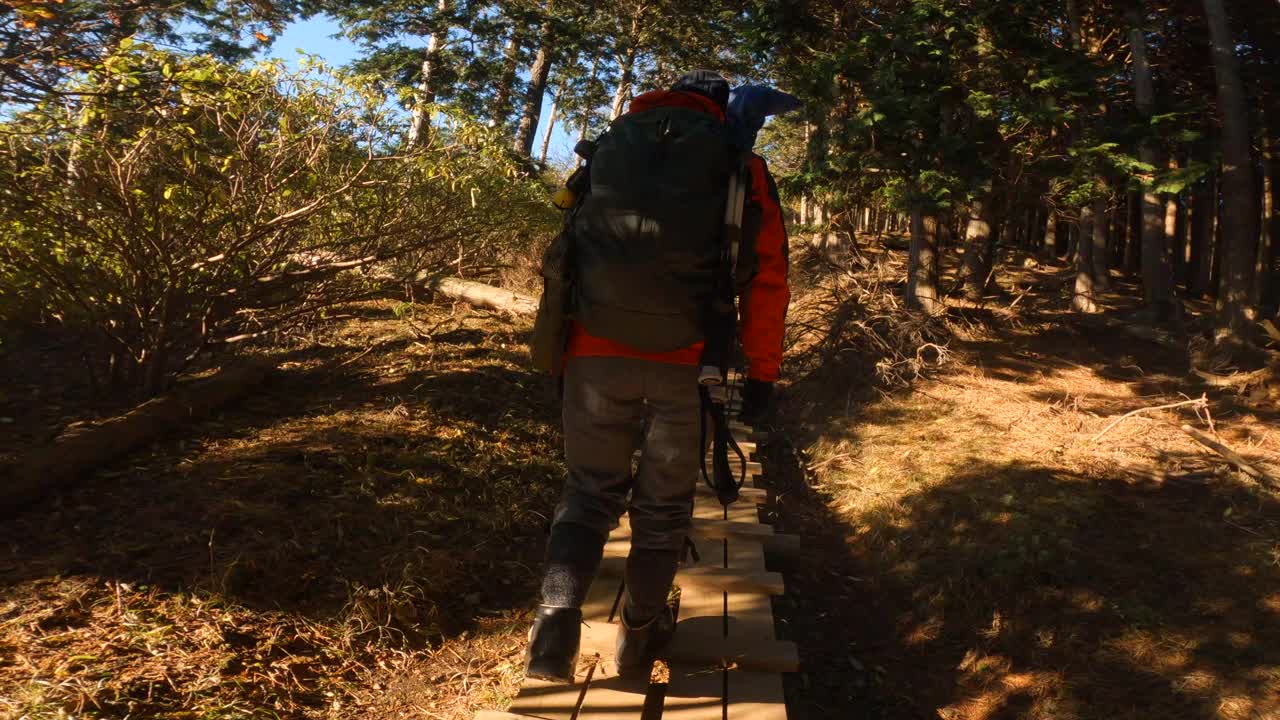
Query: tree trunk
1253,131,1275,306
539,92,559,164
1129,4,1174,317
1265,130,1280,307
1092,198,1111,289
490,32,523,130
610,44,637,120
512,1,556,159
408,0,450,148
1044,209,1059,258
1123,191,1141,273
1203,0,1256,341
909,208,943,314
1190,154,1217,299
961,197,996,299
1073,203,1099,312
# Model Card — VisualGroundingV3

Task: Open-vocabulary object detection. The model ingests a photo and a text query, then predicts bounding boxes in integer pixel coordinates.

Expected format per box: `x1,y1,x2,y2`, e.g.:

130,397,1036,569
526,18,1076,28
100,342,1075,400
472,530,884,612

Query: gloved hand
737,379,774,427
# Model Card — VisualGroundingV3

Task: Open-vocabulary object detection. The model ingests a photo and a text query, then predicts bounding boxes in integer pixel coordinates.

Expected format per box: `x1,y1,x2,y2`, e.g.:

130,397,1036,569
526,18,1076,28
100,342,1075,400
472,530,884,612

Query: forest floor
0,302,564,719
2,243,1279,720
776,241,1280,720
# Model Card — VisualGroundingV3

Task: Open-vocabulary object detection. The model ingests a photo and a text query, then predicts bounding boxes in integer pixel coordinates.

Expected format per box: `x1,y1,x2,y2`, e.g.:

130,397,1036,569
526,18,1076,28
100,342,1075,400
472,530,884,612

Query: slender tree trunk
1213,181,1226,295
1253,131,1275,306
490,32,522,130
539,92,559,164
1202,0,1256,341
1174,196,1190,291
610,40,637,120
1129,4,1174,317
1074,203,1099,312
1123,191,1141,273
1264,130,1280,307
408,0,449,148
1092,197,1111,289
961,197,996,299
513,0,556,159
1189,153,1216,299
909,208,942,313
576,56,600,154
1044,208,1059,258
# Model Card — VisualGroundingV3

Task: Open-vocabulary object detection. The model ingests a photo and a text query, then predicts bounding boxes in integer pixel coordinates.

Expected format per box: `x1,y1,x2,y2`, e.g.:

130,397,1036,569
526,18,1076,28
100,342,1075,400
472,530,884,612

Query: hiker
525,70,794,683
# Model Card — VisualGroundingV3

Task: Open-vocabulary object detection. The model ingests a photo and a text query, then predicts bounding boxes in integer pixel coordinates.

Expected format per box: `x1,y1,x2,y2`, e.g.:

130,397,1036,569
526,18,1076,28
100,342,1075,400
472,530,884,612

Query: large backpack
569,105,739,353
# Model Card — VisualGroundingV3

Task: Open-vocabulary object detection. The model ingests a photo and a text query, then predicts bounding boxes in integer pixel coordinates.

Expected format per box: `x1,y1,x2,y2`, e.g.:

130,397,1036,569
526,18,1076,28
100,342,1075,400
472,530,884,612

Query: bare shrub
0,47,556,393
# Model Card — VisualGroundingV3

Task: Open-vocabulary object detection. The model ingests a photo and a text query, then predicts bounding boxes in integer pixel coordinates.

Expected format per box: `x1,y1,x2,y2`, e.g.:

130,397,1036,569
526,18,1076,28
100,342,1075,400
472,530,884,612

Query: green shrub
0,45,556,392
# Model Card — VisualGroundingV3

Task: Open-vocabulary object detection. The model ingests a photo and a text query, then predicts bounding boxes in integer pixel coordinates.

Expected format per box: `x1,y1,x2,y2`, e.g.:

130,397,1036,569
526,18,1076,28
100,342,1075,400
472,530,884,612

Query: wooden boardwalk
477,377,794,720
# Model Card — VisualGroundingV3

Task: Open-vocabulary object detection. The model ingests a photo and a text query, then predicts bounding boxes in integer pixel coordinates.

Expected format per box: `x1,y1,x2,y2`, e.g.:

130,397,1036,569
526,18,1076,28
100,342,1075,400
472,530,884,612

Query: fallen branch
1178,424,1278,491
1090,396,1208,443
3,359,274,515
420,275,538,316
1192,367,1274,389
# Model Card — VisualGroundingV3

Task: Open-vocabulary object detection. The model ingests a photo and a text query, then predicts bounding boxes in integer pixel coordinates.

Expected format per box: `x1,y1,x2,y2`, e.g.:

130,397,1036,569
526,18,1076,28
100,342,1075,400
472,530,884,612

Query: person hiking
525,70,794,683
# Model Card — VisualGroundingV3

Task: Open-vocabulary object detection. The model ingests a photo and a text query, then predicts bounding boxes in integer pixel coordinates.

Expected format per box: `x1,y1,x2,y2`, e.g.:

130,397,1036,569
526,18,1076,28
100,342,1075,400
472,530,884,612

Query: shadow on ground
770,258,1280,720
0,306,560,717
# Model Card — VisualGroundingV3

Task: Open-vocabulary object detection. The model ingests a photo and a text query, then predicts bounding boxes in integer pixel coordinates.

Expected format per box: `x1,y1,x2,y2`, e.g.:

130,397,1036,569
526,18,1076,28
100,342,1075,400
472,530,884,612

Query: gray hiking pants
553,356,702,552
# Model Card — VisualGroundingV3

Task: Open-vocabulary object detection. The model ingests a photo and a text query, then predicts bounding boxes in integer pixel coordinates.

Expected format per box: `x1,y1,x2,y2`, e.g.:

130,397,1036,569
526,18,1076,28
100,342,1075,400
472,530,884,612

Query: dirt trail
3,264,1278,720
774,263,1280,720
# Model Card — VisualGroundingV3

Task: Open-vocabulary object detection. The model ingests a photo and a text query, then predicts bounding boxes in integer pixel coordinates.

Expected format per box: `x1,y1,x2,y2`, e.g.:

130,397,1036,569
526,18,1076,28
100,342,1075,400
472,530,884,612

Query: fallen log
1178,424,1278,491
419,275,538,316
2,359,274,514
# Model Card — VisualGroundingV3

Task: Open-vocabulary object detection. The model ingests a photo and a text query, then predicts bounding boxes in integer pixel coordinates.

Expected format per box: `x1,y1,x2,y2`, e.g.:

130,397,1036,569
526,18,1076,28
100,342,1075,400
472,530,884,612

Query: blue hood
727,85,803,151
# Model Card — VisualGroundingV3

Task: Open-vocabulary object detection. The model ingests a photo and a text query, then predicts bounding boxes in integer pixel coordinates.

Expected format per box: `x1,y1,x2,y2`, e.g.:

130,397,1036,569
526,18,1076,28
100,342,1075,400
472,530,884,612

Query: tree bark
1044,208,1059,258
539,92,559,164
909,208,943,314
610,38,637,120
408,0,450,148
6,360,274,513
1254,130,1275,306
1203,0,1257,341
513,0,556,159
961,197,996,299
1124,190,1141,273
1128,4,1174,317
1073,203,1099,312
424,276,538,315
574,56,601,161
1092,197,1111,289
490,32,523,130
1191,154,1217,298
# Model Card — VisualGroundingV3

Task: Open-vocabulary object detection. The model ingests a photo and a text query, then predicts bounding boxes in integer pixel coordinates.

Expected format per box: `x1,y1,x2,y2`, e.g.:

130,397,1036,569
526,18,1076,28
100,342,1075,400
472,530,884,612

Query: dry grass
0,301,558,719
775,240,1280,720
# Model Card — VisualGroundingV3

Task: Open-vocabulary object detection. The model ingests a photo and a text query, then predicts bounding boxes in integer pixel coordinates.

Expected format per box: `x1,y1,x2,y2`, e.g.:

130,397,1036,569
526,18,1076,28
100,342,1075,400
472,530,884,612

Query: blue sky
264,15,578,165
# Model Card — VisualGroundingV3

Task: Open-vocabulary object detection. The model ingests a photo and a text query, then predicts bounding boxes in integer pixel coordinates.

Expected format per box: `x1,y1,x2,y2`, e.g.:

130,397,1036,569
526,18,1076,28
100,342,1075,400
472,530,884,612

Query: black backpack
569,105,742,353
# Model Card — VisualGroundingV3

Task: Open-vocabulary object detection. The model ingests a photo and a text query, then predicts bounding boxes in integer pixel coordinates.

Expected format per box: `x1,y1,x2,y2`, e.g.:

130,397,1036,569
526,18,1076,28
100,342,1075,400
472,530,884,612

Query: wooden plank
666,632,799,673
574,652,652,719
726,671,788,720
704,456,763,477
616,517,796,553
663,664,725,720
507,579,622,719
697,484,767,504
596,558,784,595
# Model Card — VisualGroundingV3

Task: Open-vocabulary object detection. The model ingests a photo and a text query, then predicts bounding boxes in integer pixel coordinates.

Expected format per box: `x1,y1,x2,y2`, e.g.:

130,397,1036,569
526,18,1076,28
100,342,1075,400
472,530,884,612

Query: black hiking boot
615,606,675,678
525,605,582,683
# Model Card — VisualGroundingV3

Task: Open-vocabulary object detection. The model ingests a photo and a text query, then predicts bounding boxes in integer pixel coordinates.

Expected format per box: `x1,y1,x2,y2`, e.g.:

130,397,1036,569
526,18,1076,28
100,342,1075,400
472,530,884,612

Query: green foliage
0,44,555,392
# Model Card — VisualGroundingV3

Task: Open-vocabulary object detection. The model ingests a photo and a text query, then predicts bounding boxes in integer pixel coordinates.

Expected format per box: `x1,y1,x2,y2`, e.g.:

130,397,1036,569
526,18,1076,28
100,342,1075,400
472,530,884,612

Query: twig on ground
1090,395,1208,443
336,344,378,368
1178,424,1279,490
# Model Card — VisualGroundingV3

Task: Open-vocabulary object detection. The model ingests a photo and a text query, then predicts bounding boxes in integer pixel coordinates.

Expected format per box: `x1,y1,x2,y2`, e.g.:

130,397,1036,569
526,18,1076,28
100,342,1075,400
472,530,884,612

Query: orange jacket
564,89,791,382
